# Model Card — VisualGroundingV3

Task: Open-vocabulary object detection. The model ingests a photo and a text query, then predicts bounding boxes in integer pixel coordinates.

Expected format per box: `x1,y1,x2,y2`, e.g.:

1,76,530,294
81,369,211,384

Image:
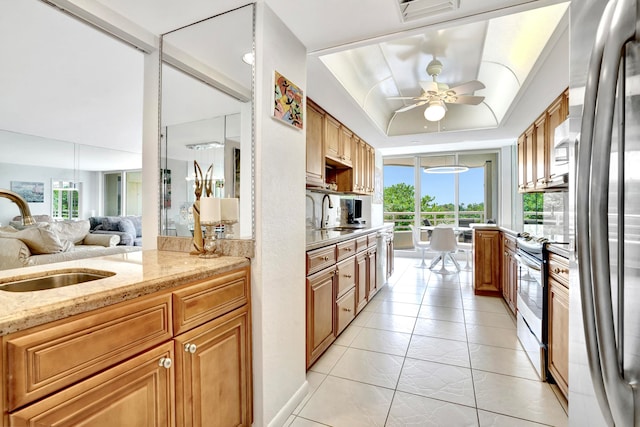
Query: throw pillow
118,218,137,242
0,224,63,254
102,217,122,231
49,220,90,244
126,216,143,237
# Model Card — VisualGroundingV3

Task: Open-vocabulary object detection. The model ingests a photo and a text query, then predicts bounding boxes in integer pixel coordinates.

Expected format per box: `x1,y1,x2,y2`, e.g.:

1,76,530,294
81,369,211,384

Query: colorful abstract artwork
273,71,303,129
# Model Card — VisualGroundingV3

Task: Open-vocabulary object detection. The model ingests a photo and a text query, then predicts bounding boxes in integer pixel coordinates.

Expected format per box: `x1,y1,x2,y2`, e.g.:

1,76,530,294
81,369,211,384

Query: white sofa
0,220,141,271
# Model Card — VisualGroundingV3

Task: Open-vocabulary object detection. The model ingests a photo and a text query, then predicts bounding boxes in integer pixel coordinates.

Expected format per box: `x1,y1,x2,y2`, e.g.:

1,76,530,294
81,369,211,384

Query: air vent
397,0,459,22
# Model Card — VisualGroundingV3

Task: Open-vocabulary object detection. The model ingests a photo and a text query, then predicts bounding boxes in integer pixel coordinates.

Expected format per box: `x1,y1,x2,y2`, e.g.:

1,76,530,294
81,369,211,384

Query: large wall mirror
159,4,255,239
0,0,144,227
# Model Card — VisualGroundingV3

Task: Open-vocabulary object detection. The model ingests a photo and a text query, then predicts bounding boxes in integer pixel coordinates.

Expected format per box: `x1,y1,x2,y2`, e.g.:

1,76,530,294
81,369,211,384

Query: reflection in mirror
160,4,254,239
0,0,144,228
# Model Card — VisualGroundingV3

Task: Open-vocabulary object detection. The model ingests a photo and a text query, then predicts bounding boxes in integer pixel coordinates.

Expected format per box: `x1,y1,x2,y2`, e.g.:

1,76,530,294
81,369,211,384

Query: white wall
252,3,308,426
0,162,100,226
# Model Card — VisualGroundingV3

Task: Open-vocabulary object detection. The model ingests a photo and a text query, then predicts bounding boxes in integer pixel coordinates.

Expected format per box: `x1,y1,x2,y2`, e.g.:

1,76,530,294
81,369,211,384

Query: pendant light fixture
423,155,468,173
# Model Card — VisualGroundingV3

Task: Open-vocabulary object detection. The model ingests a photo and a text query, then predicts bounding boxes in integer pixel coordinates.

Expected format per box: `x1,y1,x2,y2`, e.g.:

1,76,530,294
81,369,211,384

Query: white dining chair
410,224,430,268
429,226,460,274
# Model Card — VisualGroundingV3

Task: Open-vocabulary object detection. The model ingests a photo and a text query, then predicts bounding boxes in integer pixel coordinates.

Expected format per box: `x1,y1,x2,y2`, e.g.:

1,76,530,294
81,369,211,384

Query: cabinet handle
345,247,352,252
342,307,352,312
323,256,329,261
159,357,172,369
184,343,197,354
343,274,352,279
553,267,569,274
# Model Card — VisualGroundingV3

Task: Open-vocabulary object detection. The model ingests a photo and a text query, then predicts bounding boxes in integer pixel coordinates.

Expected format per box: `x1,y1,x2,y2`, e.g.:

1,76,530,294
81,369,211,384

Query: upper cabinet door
306,102,326,188
535,113,547,189
324,115,341,161
339,126,353,166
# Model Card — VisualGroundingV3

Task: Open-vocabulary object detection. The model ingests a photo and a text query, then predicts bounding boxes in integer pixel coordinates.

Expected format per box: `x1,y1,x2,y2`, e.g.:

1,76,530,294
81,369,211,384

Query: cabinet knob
323,256,329,261
159,357,172,369
553,267,569,274
346,247,352,252
184,343,197,354
344,274,352,279
342,307,352,312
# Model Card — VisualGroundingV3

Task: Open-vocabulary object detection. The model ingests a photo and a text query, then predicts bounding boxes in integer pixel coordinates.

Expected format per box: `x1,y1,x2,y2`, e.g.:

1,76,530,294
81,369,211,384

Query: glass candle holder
199,221,220,258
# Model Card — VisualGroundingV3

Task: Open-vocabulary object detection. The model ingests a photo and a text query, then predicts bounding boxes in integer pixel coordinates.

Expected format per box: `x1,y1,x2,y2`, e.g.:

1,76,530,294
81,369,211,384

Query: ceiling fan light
424,100,445,121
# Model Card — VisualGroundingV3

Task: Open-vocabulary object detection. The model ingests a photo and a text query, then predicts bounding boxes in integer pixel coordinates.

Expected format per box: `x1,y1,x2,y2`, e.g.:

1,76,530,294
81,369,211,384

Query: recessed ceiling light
185,142,223,150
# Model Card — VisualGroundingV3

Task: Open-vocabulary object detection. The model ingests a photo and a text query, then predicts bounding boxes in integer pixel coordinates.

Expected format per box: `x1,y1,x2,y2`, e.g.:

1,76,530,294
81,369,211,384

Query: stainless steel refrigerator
569,0,640,425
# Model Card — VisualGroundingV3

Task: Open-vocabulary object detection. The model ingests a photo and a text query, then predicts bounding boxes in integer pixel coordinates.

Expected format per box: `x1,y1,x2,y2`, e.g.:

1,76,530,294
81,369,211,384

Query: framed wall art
10,181,44,203
273,70,303,129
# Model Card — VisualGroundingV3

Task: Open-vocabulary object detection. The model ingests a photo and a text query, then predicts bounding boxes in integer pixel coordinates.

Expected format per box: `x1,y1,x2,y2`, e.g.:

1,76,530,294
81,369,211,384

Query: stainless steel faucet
0,189,36,226
321,194,333,229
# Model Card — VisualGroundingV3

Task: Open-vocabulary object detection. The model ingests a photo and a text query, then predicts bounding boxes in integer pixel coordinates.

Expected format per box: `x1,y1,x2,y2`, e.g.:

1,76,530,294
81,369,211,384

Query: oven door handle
513,253,542,272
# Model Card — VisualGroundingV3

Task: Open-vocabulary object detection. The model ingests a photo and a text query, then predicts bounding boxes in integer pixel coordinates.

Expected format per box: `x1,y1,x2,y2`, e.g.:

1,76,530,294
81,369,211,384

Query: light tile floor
286,256,568,427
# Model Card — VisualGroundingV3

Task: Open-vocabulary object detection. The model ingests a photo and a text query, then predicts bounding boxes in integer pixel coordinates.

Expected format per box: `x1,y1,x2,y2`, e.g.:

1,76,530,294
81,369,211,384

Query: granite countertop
306,223,394,251
0,250,250,336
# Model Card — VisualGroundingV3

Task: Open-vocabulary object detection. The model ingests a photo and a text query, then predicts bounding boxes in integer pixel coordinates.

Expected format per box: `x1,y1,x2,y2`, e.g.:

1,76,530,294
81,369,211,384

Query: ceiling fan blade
447,80,485,95
448,95,485,105
387,96,420,100
394,100,427,113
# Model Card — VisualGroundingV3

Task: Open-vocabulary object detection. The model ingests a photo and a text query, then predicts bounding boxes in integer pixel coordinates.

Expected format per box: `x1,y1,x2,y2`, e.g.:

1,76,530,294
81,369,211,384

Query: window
52,181,79,220
384,152,498,249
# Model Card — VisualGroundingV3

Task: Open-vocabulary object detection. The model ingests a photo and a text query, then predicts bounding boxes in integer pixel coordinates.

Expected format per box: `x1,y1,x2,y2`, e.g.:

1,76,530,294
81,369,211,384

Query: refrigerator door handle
589,0,638,425
576,1,618,425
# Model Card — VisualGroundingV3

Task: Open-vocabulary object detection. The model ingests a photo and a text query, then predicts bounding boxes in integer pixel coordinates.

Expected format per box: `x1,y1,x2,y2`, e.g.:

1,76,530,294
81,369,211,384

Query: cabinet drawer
367,233,377,248
173,267,250,335
336,239,356,262
5,294,172,411
503,233,516,252
548,253,569,287
307,245,336,275
9,342,175,426
336,257,356,298
355,236,368,253
336,288,356,335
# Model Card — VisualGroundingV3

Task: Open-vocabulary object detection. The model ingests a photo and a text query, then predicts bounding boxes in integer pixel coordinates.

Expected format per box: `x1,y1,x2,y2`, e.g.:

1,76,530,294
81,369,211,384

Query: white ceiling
0,0,571,167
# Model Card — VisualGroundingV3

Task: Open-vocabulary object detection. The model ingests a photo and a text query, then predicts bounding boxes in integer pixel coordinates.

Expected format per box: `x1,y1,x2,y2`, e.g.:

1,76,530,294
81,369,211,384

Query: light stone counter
0,250,250,336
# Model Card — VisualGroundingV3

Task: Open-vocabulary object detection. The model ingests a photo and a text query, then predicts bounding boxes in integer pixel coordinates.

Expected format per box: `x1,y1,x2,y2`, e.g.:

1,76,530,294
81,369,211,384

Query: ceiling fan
390,58,486,121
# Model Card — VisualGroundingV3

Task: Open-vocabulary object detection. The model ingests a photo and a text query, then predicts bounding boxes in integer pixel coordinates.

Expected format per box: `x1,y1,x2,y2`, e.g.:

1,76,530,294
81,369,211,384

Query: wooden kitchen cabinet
501,233,518,314
308,97,376,195
473,229,501,296
338,126,353,166
306,267,336,368
174,305,252,427
517,88,569,193
9,342,175,427
336,288,356,335
367,243,378,299
517,134,526,192
534,113,547,188
355,251,368,313
306,100,325,188
524,124,536,190
324,114,341,163
548,253,569,399
3,267,253,426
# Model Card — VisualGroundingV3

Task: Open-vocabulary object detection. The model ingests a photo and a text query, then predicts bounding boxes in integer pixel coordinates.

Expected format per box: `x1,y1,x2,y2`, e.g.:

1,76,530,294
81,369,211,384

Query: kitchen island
0,250,252,426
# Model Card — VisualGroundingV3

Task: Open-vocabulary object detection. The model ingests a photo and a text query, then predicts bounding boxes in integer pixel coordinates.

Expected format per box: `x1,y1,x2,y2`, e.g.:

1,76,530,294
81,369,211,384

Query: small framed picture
11,181,44,203
273,70,303,129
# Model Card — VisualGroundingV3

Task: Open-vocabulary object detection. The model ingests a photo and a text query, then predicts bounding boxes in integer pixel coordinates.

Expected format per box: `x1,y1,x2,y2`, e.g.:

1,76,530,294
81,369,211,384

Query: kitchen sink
0,269,115,292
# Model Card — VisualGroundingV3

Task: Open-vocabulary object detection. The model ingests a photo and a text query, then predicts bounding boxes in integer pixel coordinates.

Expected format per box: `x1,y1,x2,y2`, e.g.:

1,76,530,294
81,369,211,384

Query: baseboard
267,380,309,427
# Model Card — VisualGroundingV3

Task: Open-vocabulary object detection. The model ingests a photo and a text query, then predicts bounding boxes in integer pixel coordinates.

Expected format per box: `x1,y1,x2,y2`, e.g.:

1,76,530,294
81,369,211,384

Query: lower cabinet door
9,342,175,427
548,279,569,398
306,268,336,368
355,252,368,313
174,305,252,427
336,287,356,335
